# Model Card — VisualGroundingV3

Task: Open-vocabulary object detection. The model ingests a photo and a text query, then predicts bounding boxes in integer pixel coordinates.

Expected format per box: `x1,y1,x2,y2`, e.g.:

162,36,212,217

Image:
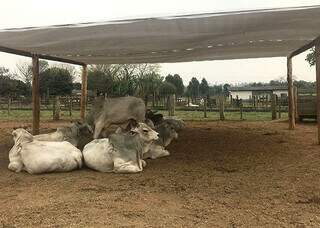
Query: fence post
167,94,175,116
271,94,277,120
204,97,207,118
219,95,225,120
294,86,299,122
240,99,243,120
53,96,60,120
69,96,73,117
278,97,282,119
7,97,11,115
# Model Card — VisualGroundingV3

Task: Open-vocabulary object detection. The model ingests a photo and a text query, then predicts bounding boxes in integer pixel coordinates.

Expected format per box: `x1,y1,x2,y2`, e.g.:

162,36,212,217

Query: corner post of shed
80,64,88,120
32,54,40,135
287,56,295,130
315,40,320,144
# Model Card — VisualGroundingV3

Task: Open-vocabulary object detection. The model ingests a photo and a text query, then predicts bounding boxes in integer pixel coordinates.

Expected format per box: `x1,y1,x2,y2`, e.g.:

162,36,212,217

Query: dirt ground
1,119,320,227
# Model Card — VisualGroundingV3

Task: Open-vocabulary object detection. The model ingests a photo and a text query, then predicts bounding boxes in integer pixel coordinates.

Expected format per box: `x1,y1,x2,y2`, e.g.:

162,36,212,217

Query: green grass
0,109,288,122
0,110,80,121
157,110,288,121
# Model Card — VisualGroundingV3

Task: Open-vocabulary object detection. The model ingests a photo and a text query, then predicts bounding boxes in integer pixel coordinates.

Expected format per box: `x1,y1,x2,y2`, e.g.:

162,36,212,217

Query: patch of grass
0,110,80,121
157,110,288,121
0,109,288,122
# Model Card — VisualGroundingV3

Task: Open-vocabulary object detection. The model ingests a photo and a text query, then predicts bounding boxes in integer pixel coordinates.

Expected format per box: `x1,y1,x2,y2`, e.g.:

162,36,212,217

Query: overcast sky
0,0,319,85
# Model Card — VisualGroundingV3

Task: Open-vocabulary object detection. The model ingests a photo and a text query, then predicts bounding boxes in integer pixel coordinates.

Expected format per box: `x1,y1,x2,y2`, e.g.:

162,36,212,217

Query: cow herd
7,96,185,174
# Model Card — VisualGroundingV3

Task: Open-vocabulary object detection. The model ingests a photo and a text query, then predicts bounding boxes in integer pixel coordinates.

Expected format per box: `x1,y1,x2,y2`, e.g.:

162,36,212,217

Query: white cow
83,122,158,173
8,129,83,174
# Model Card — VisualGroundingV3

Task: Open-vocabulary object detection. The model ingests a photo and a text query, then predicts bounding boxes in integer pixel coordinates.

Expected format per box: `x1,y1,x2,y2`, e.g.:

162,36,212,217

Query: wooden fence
0,94,289,121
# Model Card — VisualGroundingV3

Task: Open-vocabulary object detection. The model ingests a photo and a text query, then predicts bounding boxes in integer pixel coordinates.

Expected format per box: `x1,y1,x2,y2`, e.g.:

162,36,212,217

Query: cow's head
12,128,33,144
156,122,178,147
128,121,159,143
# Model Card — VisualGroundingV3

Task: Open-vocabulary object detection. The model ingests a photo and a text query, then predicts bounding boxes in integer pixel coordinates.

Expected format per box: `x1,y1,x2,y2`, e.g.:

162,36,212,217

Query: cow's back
101,97,145,123
21,141,82,174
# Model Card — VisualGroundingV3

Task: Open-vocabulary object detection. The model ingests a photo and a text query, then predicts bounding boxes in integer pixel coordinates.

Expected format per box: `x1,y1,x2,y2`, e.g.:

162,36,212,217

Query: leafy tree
306,48,316,66
294,80,316,91
223,83,231,97
165,74,184,96
16,60,49,86
209,85,223,96
40,67,73,96
159,81,176,97
199,78,209,97
87,68,113,96
0,67,28,97
187,77,200,102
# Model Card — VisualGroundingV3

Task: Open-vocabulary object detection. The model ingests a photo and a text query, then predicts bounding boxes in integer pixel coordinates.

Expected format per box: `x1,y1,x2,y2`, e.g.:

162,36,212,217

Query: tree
165,74,184,96
159,81,176,97
87,68,113,96
306,48,316,66
199,78,209,97
40,67,73,96
16,60,49,86
0,67,28,97
136,72,163,103
209,85,223,96
187,77,200,102
223,83,231,97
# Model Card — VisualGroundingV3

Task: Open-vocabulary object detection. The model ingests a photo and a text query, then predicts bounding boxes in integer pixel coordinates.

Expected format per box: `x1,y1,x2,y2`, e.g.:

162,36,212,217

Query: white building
229,86,288,100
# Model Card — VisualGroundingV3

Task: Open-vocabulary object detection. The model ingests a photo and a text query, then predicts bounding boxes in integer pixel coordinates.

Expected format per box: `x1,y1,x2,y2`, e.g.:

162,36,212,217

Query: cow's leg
113,157,143,173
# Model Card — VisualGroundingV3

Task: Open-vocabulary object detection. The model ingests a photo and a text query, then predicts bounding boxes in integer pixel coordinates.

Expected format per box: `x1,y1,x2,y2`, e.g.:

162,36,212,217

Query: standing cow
86,96,146,139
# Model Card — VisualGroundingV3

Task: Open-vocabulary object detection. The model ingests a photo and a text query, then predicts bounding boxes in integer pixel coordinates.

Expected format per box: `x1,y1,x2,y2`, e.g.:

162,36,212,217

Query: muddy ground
1,120,320,227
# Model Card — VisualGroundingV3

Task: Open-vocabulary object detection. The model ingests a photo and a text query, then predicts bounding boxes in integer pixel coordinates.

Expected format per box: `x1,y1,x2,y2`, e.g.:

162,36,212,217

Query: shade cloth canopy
0,5,320,64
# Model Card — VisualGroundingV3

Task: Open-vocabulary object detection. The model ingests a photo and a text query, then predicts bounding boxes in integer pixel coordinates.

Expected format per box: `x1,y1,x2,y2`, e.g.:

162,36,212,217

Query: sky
0,0,319,85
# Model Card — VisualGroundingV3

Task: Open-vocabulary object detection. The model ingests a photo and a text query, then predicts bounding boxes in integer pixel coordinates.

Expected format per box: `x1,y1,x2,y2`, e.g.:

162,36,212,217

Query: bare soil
1,119,320,227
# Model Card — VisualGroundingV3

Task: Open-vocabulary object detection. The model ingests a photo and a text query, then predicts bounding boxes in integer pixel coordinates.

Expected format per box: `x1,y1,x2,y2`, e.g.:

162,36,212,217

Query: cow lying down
143,122,178,159
83,122,158,173
33,121,93,150
8,128,82,174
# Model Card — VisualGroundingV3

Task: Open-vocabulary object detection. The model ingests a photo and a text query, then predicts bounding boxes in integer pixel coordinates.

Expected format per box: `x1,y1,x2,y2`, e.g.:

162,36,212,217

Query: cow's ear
126,119,138,130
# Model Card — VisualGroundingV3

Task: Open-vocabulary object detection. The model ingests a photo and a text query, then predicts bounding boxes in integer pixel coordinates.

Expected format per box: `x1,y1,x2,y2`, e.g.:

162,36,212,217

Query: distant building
229,86,288,100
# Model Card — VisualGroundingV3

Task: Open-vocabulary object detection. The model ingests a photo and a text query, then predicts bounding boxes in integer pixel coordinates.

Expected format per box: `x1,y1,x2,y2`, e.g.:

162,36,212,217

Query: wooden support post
204,97,207,118
315,41,320,144
219,95,225,121
293,86,299,122
271,94,277,120
287,57,295,130
80,65,88,120
32,55,40,135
